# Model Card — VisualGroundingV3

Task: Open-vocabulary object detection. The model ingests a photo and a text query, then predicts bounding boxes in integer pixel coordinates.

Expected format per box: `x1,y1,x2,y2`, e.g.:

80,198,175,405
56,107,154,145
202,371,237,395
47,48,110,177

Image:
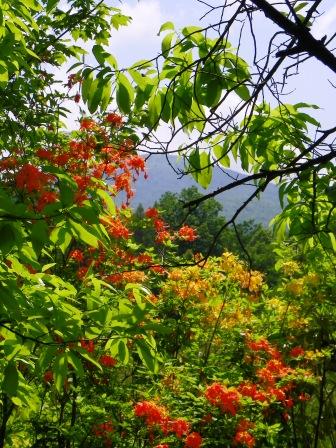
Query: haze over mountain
129,157,281,226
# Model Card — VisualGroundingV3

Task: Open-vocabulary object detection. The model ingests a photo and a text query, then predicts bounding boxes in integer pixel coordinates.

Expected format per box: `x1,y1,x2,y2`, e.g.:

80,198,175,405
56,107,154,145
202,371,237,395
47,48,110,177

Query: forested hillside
131,157,281,225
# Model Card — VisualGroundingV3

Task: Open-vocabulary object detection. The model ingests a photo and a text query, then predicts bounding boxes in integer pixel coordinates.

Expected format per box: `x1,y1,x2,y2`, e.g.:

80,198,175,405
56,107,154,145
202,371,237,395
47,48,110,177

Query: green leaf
213,144,230,168
116,73,134,114
69,219,99,248
147,93,162,128
111,13,131,30
43,166,77,207
92,45,108,65
182,25,203,38
87,78,103,114
78,349,103,371
129,69,147,90
31,220,49,254
158,21,175,35
135,339,158,373
161,32,174,57
235,84,250,101
50,222,72,253
188,149,212,189
67,351,84,378
118,339,129,364
3,361,19,396
0,223,16,255
100,79,112,111
96,189,116,216
46,0,58,12
81,71,94,103
0,62,8,88
54,353,67,393
205,80,222,107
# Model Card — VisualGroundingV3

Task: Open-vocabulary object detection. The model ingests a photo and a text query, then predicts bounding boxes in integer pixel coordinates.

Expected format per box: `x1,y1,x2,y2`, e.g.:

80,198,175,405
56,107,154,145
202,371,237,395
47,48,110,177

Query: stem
314,360,327,448
290,407,298,448
202,285,227,368
0,394,13,448
58,397,67,448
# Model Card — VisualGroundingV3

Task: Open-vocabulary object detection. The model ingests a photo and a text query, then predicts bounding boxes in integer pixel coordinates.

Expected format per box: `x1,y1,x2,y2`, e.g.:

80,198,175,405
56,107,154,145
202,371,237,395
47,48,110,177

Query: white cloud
109,0,163,66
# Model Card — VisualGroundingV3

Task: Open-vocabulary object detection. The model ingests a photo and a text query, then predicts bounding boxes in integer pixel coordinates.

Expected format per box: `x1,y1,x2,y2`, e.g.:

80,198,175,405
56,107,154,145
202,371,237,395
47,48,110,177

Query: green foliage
140,187,277,282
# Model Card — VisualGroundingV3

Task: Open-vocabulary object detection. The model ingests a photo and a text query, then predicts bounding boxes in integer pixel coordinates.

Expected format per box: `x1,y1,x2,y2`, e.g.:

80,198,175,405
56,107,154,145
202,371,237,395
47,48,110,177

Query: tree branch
250,0,336,74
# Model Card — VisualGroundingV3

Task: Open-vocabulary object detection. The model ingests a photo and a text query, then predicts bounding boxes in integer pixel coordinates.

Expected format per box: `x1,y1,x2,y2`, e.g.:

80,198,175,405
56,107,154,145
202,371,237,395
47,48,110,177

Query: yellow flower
286,278,304,296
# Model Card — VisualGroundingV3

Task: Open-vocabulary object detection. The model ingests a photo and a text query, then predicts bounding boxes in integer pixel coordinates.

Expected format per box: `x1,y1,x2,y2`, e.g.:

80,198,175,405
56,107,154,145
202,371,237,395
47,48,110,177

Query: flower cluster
92,421,113,447
205,383,240,415
134,401,202,447
234,420,255,447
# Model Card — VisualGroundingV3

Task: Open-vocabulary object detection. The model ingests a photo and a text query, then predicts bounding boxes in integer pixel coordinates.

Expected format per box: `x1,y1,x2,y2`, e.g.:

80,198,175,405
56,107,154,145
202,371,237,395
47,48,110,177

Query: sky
99,0,336,178
108,0,336,128
63,0,336,176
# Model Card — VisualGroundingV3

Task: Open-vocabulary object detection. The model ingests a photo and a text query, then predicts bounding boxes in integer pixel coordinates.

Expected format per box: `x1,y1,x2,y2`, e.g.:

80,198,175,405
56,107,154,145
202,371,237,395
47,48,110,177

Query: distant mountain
128,157,281,226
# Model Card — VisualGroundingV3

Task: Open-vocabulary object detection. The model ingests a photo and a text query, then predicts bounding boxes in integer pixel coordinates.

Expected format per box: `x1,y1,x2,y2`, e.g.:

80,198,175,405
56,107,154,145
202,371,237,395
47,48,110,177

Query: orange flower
185,432,202,448
134,401,167,426
36,191,58,211
234,430,255,447
105,113,123,127
16,164,52,192
205,383,240,415
145,207,160,219
80,117,96,130
169,418,190,438
178,225,198,241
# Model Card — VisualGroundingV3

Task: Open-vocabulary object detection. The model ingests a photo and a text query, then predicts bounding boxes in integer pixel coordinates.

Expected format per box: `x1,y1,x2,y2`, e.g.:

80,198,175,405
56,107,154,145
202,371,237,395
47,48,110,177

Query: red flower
100,354,117,368
156,230,171,244
238,382,267,402
0,157,18,171
150,265,166,274
69,249,84,263
137,253,153,264
154,219,167,232
234,431,255,447
298,392,310,401
43,370,53,383
36,191,58,211
145,207,160,219
74,93,81,103
16,164,52,192
247,337,271,352
134,401,167,426
105,218,131,239
80,118,96,130
170,418,190,438
205,383,240,415
77,266,89,279
80,339,95,353
127,155,145,172
269,387,286,402
155,445,169,448
236,420,254,432
105,113,123,127
36,148,53,160
289,346,305,358
178,225,198,242
54,153,70,166
185,432,202,448
92,421,113,437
